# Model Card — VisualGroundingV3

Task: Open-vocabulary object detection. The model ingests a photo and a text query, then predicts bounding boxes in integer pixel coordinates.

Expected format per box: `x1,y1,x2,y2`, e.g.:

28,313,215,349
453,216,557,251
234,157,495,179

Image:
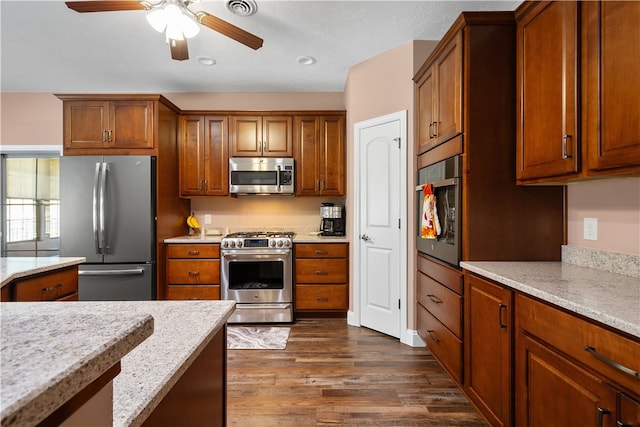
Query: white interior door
357,115,403,338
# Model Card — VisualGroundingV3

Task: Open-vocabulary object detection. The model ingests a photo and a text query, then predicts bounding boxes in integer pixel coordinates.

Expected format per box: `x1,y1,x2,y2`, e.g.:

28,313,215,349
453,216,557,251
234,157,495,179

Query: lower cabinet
416,254,463,384
464,273,513,427
294,243,348,312
515,294,640,427
165,244,220,300
2,266,79,302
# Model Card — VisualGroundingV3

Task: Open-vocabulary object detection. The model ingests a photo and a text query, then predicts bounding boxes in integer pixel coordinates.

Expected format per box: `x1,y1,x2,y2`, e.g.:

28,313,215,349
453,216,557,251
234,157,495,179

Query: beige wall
1,93,63,146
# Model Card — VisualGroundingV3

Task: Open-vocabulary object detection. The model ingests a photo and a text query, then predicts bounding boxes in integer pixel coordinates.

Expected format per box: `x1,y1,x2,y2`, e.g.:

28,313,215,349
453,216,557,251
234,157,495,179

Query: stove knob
237,240,243,248
230,241,236,248
269,240,276,247
222,241,228,248
277,240,283,247
284,240,291,247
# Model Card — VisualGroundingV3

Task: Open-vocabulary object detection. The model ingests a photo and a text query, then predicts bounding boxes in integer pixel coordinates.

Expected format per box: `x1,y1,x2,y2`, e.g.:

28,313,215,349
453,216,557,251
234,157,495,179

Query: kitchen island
1,300,235,427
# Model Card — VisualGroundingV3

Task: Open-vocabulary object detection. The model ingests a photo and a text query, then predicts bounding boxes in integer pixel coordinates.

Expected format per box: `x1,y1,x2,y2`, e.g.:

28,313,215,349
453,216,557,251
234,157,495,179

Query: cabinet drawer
14,267,78,301
516,294,640,394
296,284,348,310
295,259,348,283
295,243,348,258
417,271,462,338
417,303,462,384
166,285,220,300
166,244,220,259
417,254,462,294
167,260,220,284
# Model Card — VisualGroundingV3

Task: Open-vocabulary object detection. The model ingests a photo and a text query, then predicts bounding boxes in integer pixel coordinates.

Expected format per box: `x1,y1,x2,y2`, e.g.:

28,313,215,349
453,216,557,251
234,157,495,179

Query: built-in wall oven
221,231,294,323
416,156,462,267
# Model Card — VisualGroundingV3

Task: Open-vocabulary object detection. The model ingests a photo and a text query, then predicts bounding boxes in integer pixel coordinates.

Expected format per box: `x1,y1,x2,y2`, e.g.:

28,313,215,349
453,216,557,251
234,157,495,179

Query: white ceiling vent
225,0,258,17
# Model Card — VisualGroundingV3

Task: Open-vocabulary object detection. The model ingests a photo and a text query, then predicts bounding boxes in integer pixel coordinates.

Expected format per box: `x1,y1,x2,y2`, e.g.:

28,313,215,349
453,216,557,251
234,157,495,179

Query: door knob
360,234,371,241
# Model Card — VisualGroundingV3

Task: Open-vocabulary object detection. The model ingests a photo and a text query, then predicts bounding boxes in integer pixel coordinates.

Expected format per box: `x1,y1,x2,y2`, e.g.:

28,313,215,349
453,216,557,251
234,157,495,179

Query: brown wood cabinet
294,243,348,312
415,32,462,155
516,1,640,184
416,254,463,384
464,273,513,427
165,244,221,300
230,115,292,157
179,115,229,197
2,266,79,302
294,113,346,196
515,294,640,427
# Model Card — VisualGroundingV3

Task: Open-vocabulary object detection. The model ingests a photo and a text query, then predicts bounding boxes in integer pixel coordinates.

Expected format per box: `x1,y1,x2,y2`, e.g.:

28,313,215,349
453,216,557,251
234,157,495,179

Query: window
1,153,60,257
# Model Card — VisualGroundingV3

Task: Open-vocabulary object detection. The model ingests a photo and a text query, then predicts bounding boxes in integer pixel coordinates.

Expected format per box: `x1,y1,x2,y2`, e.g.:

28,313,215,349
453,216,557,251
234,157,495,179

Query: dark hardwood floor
227,318,487,426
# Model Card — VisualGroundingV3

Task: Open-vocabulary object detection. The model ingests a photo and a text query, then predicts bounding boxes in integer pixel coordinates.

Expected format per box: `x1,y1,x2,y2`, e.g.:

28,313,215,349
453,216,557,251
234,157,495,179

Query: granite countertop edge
164,234,349,244
460,261,640,339
0,257,86,287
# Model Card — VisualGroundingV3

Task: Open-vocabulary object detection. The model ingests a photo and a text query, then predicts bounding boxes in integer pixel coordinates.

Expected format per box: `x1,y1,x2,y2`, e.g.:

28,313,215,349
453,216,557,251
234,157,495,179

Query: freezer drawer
78,264,155,301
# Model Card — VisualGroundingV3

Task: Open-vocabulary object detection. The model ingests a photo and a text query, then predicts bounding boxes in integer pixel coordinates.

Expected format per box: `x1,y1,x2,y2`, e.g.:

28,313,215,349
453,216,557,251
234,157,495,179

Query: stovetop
221,231,295,249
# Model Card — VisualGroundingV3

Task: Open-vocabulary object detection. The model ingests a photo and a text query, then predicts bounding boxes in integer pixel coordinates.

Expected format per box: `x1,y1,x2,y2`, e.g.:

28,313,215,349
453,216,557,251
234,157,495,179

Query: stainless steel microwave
229,157,294,195
416,156,461,267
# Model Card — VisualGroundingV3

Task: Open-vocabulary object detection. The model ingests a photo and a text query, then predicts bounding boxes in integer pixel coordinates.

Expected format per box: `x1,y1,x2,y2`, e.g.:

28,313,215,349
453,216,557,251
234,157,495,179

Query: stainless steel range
221,231,294,323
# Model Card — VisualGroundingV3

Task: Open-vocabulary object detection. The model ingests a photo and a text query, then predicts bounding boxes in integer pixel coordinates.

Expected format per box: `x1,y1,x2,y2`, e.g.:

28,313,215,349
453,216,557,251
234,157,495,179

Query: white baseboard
401,329,426,347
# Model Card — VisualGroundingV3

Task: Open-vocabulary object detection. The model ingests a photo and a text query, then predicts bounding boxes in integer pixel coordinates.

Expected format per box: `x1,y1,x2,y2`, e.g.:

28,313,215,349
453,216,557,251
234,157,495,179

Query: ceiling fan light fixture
180,14,200,38
146,8,167,32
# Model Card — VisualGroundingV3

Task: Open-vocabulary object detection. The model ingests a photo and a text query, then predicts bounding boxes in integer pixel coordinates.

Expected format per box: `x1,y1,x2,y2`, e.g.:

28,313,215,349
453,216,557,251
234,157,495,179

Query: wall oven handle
415,177,457,192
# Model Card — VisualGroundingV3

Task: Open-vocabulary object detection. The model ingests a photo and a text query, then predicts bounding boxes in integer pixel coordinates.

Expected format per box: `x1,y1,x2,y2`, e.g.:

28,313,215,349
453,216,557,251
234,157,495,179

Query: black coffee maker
320,203,345,236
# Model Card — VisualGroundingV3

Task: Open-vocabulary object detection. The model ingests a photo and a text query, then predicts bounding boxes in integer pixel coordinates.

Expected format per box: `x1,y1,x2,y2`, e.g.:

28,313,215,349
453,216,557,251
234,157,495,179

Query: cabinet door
230,116,262,156
417,64,436,155
294,116,321,195
319,115,345,196
516,1,579,182
63,100,110,149
109,100,154,149
619,393,640,427
262,116,293,157
584,1,640,172
433,32,463,146
516,333,617,427
179,116,206,196
465,274,513,427
202,116,229,195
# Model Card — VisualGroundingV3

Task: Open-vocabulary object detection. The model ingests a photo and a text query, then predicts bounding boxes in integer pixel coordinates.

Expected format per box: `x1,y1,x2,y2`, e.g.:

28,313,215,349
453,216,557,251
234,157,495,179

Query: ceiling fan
64,0,263,61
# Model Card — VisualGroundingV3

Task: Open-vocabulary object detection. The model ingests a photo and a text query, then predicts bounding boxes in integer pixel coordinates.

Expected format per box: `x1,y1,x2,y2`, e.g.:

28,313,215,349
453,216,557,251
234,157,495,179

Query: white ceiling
0,0,521,93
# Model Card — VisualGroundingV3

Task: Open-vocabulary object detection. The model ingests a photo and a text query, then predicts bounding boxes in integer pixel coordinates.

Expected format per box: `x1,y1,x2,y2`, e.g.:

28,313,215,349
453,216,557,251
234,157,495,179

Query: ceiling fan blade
169,38,189,61
65,1,151,13
194,11,263,50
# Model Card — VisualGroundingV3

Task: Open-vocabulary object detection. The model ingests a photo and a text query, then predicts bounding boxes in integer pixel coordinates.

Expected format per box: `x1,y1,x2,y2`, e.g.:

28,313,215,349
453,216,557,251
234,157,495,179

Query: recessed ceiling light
225,0,258,17
297,56,316,66
197,56,216,66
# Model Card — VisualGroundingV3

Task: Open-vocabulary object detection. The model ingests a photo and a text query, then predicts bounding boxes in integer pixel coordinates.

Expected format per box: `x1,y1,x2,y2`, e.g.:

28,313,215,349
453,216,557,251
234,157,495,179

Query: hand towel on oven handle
421,183,441,239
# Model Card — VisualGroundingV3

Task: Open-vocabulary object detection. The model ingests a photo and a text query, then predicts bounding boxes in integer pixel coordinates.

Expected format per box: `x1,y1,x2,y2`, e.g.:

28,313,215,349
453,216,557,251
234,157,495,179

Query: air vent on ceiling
225,0,258,17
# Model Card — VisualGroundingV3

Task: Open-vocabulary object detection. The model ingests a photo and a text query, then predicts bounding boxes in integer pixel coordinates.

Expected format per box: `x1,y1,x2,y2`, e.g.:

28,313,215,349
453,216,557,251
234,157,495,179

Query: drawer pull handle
498,304,507,329
617,421,632,427
427,294,442,304
188,297,199,300
188,250,200,255
584,346,640,378
188,271,200,276
316,296,329,302
427,330,440,343
597,407,610,427
41,283,63,292
315,270,328,275
315,250,328,255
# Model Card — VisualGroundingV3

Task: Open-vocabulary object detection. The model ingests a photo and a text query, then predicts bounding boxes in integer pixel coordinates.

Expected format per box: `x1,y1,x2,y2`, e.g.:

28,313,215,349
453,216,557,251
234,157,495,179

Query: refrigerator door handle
98,162,107,254
78,268,145,276
93,163,102,254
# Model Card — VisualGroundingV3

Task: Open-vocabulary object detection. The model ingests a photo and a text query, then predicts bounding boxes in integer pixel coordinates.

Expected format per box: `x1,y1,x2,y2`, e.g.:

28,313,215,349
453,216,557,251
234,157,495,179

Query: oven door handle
415,177,457,192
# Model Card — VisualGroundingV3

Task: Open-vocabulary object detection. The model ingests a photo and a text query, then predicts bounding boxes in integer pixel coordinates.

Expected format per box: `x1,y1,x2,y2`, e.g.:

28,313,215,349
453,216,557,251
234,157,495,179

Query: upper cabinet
415,32,463,155
179,115,229,197
57,95,171,155
516,1,640,184
294,113,346,197
230,115,293,157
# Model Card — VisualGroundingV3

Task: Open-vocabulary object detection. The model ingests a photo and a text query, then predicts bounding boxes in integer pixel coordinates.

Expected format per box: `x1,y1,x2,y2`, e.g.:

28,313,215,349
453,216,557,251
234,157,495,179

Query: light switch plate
204,214,212,225
584,217,598,241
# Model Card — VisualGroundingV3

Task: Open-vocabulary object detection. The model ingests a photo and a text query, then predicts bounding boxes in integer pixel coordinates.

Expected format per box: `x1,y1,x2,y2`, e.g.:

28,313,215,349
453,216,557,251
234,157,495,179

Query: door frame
348,110,412,345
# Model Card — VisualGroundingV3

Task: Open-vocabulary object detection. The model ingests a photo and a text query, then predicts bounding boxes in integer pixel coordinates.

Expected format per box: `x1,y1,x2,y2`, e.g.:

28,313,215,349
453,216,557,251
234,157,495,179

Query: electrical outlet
204,214,212,225
584,217,598,241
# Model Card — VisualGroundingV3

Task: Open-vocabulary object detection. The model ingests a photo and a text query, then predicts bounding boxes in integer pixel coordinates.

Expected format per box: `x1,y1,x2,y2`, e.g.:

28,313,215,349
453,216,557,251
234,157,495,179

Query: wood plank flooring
227,318,487,426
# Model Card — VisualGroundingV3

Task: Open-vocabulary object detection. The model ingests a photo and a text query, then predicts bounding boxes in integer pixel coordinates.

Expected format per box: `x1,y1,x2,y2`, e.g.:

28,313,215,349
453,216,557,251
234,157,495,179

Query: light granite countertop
1,304,154,427
460,261,640,339
0,300,235,427
0,257,86,287
164,232,349,244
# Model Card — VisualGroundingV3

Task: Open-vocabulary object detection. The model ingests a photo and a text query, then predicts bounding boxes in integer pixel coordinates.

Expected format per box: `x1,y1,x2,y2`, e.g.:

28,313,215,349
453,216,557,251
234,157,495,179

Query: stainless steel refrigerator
60,156,156,300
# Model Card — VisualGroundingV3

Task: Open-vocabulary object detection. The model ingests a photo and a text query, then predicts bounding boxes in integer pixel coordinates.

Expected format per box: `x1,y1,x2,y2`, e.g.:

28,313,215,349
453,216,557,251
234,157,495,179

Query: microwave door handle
276,164,282,192
415,178,457,192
